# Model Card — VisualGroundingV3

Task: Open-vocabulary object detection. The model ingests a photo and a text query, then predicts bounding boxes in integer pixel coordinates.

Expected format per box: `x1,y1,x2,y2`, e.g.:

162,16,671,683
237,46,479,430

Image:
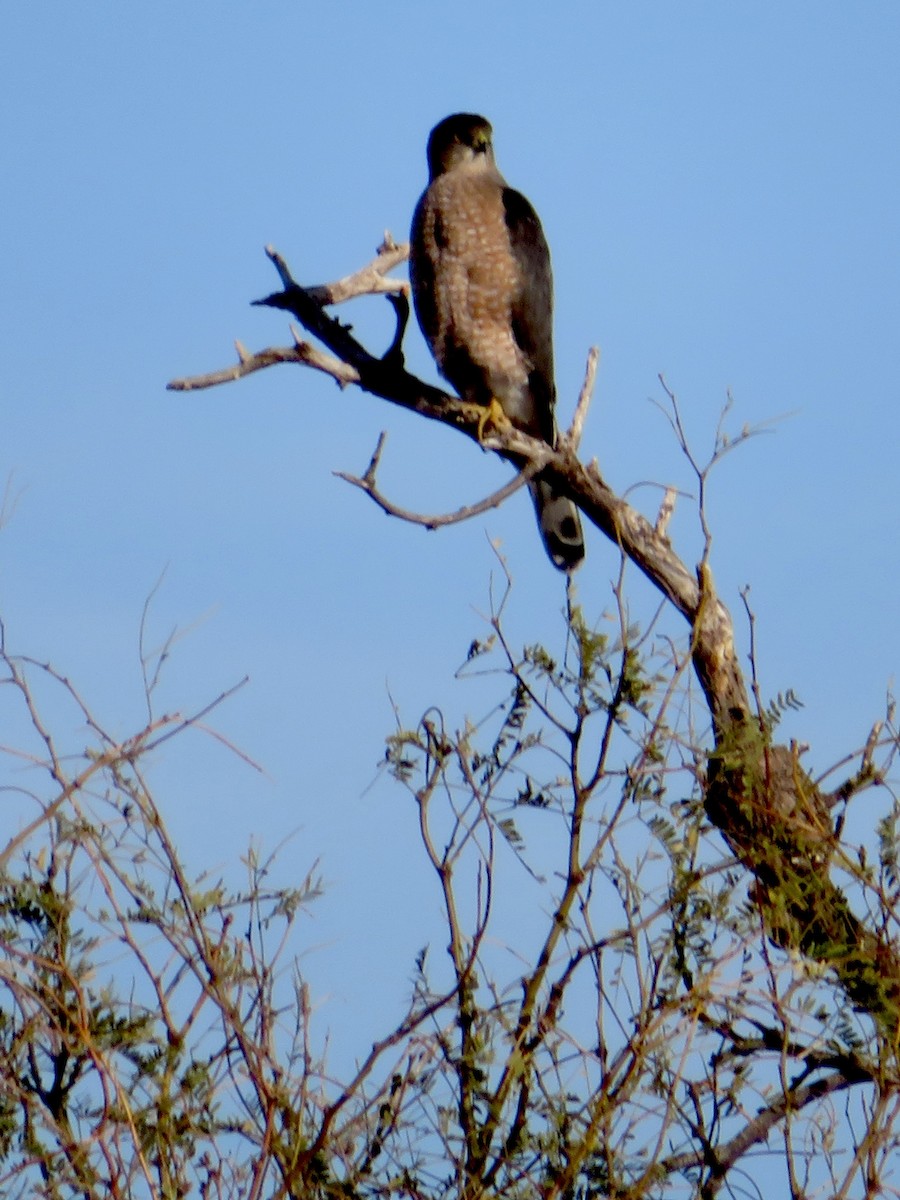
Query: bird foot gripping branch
476,397,512,445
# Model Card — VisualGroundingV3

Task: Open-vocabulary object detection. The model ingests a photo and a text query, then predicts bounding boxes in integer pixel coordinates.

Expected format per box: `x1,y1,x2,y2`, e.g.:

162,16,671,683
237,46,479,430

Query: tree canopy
0,242,897,1199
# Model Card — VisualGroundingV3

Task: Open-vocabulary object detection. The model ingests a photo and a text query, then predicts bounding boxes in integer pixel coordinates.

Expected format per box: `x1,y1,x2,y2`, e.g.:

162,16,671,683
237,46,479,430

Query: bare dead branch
824,715,891,805
0,714,175,871
168,337,360,392
663,1065,868,1191
143,674,254,759
563,346,599,451
334,432,542,529
300,235,410,305
168,240,408,392
654,485,677,539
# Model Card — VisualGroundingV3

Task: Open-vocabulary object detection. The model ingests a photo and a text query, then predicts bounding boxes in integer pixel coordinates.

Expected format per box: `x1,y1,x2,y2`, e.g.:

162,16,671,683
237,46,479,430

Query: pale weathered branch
169,333,360,393
562,345,599,452
654,485,678,539
334,431,542,530
300,234,410,305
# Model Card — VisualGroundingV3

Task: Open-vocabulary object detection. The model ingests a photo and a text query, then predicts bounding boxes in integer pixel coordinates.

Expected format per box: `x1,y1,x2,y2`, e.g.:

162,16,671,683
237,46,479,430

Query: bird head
426,113,495,179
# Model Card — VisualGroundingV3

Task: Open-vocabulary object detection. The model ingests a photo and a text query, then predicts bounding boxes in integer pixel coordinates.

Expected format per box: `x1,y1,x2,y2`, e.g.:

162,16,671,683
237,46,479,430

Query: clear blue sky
2,3,898,1068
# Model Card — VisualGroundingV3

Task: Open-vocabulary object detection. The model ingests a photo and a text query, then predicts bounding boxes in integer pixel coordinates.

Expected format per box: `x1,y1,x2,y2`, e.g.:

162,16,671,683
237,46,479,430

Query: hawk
409,113,585,572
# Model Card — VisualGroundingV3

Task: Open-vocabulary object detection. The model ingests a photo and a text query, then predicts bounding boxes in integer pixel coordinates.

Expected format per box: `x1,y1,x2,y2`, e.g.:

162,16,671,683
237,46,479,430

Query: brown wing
502,187,556,445
409,193,440,352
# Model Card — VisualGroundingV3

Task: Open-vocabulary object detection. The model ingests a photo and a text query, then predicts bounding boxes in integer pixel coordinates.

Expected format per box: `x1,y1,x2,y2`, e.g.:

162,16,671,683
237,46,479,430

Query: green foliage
762,687,804,733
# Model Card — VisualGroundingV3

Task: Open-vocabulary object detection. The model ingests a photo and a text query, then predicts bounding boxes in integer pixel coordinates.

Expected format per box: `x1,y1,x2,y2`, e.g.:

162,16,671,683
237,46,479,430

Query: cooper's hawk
409,113,585,572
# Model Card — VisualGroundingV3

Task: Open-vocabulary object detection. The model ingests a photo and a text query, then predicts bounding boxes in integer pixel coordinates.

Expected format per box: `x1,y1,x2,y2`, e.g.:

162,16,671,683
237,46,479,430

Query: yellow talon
476,397,508,444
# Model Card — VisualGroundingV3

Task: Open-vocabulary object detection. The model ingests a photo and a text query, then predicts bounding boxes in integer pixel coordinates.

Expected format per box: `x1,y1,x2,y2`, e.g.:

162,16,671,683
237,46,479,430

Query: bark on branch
167,242,900,1039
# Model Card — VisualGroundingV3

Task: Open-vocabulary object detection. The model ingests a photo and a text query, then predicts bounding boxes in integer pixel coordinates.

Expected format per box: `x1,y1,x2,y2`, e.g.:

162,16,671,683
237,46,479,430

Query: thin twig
334,433,542,530
169,339,359,392
564,345,599,451
301,235,410,305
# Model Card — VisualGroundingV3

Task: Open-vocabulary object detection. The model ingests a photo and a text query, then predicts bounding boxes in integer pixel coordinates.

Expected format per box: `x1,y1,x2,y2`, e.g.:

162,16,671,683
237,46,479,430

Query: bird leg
476,397,510,444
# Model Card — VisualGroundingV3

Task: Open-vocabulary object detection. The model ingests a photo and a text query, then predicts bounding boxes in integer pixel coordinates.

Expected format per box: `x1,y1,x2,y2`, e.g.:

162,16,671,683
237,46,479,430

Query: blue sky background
2,3,899,1079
